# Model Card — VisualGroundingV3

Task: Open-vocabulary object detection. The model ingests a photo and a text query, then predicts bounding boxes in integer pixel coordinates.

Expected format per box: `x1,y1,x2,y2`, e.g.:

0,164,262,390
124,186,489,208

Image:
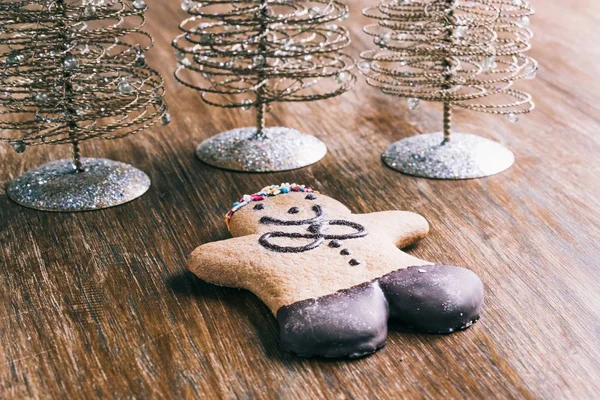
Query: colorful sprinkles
225,183,315,230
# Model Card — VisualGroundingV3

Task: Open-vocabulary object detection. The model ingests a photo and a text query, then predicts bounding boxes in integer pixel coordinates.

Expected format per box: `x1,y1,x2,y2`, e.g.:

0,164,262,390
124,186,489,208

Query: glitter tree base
381,133,515,180
7,158,151,212
195,127,327,172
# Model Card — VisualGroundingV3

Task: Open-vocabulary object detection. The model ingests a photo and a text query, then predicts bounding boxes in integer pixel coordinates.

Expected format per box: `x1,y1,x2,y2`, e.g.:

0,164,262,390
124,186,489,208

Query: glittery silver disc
195,127,327,172
382,132,515,179
7,158,151,212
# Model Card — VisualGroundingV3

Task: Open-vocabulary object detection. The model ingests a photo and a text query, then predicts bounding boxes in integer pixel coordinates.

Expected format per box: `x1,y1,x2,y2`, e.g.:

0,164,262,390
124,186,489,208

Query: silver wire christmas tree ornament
173,0,356,172
0,0,170,211
361,0,537,179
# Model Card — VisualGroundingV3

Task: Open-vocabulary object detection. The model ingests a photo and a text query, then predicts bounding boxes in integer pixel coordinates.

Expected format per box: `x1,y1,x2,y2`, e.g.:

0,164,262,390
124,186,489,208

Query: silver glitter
7,158,151,212
381,132,515,179
195,127,327,172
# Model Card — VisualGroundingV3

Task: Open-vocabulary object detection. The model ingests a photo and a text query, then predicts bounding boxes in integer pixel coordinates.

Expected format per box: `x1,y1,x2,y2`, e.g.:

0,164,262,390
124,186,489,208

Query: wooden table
2,0,599,398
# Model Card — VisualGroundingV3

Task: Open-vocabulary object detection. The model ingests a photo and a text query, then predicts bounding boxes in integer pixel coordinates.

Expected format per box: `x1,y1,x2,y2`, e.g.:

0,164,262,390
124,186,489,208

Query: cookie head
227,184,351,237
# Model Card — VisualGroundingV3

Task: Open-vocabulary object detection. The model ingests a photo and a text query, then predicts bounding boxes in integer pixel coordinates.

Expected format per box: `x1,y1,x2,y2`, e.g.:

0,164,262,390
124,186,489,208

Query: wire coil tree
173,0,355,172
361,0,537,179
0,0,170,211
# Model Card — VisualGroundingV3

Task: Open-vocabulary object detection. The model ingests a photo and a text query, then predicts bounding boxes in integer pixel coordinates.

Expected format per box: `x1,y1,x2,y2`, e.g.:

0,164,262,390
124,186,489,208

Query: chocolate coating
277,265,484,358
379,265,484,333
278,281,389,358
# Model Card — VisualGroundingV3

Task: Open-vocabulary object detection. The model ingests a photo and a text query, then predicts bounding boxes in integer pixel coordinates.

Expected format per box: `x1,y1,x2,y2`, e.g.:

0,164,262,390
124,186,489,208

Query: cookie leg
379,265,484,333
276,281,389,358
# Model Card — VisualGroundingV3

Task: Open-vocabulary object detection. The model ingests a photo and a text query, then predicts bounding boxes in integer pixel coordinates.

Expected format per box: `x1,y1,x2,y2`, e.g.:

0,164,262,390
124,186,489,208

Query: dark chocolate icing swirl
258,205,368,253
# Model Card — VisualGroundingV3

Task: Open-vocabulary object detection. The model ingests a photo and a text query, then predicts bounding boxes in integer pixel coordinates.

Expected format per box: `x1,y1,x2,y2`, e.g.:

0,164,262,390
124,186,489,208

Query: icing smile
259,204,324,226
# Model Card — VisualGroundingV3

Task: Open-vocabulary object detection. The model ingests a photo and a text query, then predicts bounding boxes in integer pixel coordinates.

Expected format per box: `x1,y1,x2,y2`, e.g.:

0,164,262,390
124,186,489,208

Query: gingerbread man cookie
189,184,484,358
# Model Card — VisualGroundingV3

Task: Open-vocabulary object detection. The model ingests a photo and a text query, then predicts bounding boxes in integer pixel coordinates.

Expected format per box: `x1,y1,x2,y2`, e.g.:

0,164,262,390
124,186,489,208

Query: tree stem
72,141,85,173
442,0,455,143
255,102,266,139
443,102,452,142
58,0,85,171
252,0,269,140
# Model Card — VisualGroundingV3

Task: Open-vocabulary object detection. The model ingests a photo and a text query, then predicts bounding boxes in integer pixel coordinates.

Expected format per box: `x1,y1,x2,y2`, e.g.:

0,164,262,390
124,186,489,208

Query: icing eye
254,203,265,210
305,194,317,200
288,207,300,214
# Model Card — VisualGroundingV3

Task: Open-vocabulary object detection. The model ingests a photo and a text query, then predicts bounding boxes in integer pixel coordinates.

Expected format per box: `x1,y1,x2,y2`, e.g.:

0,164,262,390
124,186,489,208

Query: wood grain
1,0,599,398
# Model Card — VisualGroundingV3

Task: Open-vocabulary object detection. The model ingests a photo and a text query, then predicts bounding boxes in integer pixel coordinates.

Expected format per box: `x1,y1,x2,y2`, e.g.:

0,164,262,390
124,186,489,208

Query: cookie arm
187,235,259,290
352,211,430,249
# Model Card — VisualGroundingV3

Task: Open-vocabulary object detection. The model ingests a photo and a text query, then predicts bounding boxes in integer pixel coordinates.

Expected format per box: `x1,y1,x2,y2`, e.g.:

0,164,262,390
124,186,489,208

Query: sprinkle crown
225,183,314,230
